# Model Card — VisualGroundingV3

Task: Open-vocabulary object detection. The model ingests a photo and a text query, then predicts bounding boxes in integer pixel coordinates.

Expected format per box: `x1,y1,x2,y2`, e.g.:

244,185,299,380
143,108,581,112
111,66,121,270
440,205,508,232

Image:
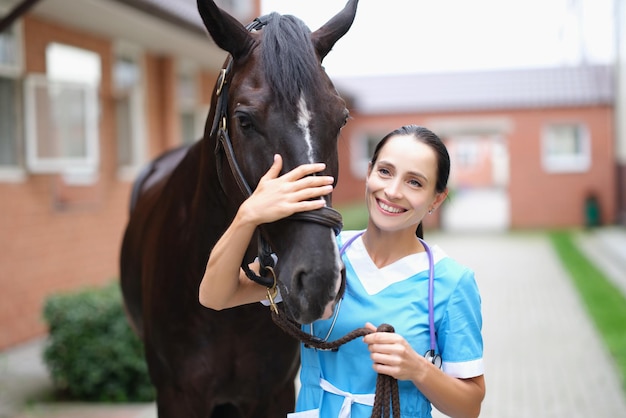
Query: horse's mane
261,13,323,107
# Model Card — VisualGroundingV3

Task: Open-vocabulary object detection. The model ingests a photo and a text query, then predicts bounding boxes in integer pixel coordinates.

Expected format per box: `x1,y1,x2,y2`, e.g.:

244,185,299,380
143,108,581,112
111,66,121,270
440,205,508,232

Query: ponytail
416,222,424,240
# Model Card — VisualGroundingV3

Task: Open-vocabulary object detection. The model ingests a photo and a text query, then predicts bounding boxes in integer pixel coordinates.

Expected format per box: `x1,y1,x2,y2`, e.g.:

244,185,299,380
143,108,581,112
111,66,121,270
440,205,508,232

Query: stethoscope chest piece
424,349,442,369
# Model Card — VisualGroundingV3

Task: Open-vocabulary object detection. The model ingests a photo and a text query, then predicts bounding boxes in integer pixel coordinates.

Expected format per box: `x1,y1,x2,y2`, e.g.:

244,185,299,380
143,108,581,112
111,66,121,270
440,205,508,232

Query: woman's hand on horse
239,154,333,225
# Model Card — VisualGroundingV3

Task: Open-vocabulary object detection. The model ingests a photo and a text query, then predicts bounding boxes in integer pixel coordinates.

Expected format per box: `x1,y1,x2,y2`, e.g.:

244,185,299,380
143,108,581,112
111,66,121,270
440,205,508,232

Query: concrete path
430,231,626,417
1,231,625,417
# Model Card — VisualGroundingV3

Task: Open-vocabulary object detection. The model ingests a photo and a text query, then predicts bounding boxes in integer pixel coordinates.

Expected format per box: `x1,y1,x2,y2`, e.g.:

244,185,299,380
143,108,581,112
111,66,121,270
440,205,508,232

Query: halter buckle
264,266,279,314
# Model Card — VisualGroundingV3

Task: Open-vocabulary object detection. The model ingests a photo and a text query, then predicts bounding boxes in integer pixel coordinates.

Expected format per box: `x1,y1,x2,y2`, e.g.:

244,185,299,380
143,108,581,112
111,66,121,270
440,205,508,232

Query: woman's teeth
378,201,403,213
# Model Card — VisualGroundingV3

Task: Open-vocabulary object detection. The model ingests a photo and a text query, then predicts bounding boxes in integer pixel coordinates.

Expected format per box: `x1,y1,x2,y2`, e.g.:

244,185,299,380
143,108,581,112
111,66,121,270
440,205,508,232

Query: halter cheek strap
211,17,277,289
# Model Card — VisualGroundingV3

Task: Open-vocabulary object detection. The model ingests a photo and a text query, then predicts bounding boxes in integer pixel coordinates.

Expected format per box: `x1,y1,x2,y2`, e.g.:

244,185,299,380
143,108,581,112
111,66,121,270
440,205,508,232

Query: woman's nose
384,179,403,200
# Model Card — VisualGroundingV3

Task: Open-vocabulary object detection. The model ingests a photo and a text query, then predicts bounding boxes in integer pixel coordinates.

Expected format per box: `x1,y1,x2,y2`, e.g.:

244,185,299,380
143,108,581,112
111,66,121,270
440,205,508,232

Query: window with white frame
542,123,590,173
24,43,100,183
114,43,146,180
0,16,24,181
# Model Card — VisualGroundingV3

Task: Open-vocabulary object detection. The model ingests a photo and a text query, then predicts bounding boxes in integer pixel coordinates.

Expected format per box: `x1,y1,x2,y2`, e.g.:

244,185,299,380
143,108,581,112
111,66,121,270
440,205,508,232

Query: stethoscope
308,231,442,369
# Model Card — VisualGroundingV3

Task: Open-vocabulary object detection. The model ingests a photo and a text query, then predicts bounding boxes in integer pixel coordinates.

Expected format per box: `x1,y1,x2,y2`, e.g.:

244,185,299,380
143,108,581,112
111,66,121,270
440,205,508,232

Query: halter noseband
212,16,344,289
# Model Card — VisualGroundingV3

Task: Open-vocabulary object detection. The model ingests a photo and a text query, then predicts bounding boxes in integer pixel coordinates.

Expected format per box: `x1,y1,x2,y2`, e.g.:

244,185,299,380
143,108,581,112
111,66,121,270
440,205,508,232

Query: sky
260,0,616,77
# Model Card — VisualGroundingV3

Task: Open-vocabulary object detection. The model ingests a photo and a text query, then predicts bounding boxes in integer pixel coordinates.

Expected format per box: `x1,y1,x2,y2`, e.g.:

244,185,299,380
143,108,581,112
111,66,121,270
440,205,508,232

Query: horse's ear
197,0,253,58
311,0,359,61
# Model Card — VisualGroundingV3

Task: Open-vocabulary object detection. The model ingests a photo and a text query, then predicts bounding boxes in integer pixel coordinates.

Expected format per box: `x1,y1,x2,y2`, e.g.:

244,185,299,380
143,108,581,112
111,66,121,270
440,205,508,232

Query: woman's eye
408,179,422,188
378,168,391,177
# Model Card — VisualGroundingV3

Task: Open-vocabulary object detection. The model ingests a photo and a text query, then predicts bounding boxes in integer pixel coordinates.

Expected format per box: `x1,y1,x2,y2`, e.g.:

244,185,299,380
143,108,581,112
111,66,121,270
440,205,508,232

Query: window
114,43,146,180
0,17,21,74
0,77,21,164
454,138,480,169
177,62,205,145
350,131,387,178
25,44,100,183
542,123,590,173
0,16,24,181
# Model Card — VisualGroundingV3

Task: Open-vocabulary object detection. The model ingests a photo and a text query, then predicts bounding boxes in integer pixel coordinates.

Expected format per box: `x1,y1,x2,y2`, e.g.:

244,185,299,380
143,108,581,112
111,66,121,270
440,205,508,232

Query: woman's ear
367,161,373,177
432,188,449,210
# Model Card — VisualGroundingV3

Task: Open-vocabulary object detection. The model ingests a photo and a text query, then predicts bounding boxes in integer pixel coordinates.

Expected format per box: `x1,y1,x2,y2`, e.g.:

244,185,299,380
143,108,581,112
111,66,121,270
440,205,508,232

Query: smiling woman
366,134,446,238
289,125,485,417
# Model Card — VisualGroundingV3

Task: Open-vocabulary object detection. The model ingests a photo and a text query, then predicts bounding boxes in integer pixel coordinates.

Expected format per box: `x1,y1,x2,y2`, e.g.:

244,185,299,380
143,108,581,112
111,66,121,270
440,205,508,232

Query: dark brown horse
119,1,359,416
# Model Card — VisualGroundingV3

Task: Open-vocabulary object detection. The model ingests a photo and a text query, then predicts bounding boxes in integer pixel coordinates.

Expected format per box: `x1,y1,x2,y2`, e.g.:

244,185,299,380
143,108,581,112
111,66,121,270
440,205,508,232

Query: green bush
42,281,155,402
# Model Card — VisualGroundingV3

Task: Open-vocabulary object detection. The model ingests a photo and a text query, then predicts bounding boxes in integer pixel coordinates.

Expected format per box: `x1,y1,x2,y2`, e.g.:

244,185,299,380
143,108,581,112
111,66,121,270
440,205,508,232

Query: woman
199,125,485,417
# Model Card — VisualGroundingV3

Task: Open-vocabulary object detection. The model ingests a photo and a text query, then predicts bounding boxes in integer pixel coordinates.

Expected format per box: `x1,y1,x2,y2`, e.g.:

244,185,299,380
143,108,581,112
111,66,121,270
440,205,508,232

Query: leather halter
212,16,344,288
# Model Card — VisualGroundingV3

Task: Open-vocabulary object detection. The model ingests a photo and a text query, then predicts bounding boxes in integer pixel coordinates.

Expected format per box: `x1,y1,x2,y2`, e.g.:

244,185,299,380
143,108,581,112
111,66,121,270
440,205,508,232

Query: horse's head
197,0,358,324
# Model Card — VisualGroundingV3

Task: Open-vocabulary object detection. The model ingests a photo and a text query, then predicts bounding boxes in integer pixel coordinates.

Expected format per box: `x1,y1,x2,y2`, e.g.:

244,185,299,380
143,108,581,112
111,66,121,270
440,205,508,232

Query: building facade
0,0,258,349
0,0,619,349
332,66,616,231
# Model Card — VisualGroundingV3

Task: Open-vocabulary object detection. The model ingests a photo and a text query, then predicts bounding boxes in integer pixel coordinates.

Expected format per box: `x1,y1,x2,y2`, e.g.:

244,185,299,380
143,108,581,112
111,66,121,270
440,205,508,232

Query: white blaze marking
297,94,314,163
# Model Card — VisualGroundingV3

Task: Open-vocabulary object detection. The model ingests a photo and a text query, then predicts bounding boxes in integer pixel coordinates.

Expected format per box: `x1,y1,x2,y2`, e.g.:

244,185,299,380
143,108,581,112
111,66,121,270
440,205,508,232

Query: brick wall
333,106,616,230
508,106,615,228
0,16,133,349
0,14,222,349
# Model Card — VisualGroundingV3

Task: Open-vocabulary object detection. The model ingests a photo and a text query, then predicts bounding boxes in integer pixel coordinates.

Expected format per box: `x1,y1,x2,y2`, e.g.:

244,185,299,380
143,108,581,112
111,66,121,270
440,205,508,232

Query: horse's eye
340,110,350,128
236,114,253,131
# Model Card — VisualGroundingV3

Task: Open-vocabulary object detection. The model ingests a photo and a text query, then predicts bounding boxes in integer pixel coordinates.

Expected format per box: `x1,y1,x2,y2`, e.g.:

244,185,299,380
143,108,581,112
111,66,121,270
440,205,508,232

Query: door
441,134,510,231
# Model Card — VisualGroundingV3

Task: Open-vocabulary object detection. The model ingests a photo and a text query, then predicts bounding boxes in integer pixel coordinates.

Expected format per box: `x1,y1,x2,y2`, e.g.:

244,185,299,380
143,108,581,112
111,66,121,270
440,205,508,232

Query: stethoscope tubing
419,237,436,354
329,231,439,366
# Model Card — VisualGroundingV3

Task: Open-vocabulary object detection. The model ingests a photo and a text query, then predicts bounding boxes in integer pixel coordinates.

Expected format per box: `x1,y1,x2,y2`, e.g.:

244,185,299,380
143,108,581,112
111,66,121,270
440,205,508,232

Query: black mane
261,13,323,107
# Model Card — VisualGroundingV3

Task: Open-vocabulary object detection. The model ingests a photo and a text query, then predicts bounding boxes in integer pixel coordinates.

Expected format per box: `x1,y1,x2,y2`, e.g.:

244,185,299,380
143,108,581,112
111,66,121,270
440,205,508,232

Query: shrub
42,281,155,402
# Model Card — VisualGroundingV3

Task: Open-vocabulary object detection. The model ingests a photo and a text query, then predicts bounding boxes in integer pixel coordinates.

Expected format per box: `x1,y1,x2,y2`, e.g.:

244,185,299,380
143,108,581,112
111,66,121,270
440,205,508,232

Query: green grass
335,202,368,230
549,230,626,392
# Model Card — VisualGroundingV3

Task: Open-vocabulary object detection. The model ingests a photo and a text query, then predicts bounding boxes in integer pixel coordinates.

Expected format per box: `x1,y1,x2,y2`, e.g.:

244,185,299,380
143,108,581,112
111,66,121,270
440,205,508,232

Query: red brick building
0,0,619,350
332,66,616,231
0,0,258,349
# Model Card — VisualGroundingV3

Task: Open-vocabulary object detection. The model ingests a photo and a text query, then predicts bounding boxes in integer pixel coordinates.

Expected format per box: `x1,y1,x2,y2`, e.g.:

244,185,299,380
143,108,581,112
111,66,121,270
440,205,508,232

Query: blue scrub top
294,231,483,418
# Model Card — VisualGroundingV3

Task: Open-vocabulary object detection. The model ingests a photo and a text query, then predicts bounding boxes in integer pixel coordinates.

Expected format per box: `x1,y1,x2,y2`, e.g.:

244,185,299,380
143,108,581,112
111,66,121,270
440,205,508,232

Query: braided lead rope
270,311,401,417
370,324,401,417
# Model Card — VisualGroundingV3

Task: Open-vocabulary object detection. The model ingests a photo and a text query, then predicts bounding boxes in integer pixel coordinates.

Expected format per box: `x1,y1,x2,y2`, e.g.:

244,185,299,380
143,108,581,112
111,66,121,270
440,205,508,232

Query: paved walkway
430,229,626,417
1,228,625,418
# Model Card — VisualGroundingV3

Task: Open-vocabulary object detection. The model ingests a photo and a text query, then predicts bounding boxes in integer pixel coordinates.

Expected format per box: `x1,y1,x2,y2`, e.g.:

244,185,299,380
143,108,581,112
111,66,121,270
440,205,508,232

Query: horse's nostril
336,267,347,301
293,268,306,294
